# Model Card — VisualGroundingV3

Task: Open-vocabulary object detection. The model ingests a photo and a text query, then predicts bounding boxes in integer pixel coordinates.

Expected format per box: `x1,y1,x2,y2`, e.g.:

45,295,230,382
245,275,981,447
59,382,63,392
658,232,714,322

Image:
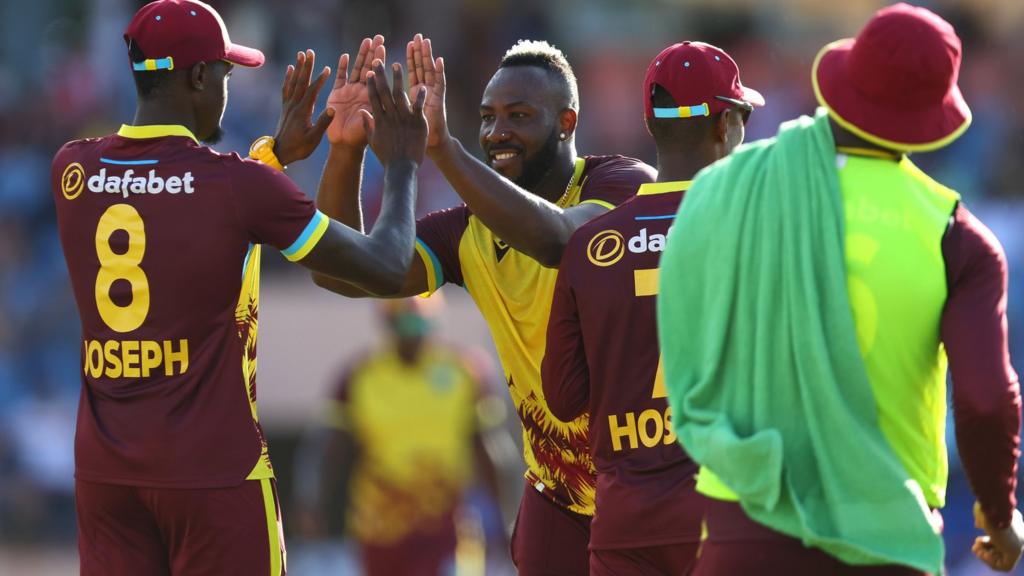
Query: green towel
657,110,943,573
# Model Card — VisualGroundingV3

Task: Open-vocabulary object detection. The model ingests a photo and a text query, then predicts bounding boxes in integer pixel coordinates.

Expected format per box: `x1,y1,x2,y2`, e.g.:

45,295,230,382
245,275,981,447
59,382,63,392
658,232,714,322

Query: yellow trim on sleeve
637,181,692,196
578,198,615,210
283,212,329,262
812,41,971,153
259,479,284,576
414,240,442,295
117,124,199,144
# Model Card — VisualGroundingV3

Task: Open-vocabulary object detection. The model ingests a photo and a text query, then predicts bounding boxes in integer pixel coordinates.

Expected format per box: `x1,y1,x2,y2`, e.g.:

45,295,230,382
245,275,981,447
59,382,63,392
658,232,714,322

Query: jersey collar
117,124,199,145
636,180,692,196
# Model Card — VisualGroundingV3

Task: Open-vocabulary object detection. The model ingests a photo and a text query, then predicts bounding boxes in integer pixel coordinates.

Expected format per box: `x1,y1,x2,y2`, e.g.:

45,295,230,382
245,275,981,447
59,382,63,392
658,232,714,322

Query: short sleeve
541,238,591,423
415,205,470,294
230,158,326,261
578,155,657,210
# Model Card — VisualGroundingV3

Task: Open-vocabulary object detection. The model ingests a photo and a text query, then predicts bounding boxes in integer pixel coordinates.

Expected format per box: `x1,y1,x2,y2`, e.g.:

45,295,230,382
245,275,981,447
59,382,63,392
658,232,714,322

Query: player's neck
655,146,713,183
133,99,199,134
533,149,578,204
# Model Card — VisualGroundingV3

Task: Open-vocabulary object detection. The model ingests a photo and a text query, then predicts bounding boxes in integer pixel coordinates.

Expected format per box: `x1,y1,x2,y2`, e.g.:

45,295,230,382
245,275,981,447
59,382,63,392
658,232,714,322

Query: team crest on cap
587,229,625,267
61,162,85,200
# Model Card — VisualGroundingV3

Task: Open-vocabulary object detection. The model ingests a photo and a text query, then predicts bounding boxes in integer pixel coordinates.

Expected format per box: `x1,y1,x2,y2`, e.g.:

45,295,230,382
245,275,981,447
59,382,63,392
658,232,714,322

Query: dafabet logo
61,162,85,200
587,229,625,267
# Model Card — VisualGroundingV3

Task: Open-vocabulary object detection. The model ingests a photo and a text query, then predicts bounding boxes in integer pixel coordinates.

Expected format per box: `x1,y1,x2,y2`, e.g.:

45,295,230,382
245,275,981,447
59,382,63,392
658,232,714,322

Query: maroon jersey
51,124,328,488
542,181,702,549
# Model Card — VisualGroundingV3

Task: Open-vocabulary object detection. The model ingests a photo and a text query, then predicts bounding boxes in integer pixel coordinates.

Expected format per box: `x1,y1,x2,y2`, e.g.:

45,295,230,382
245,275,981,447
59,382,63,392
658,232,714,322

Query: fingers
282,65,295,101
412,85,427,117
422,37,435,85
312,107,335,139
289,50,313,104
373,35,386,73
335,54,349,90
305,66,332,107
435,56,446,95
412,33,426,87
358,109,374,141
391,63,412,113
366,65,388,117
350,38,371,83
406,40,417,87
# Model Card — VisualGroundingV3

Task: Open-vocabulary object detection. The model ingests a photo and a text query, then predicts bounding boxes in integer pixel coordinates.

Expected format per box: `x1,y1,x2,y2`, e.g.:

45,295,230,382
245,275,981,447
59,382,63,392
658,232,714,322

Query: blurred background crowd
1,0,1023,573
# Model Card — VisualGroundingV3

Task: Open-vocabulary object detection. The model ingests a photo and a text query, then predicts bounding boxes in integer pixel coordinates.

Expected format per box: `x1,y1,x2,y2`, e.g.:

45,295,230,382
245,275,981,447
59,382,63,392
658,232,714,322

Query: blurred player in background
312,35,656,575
49,0,428,573
302,296,512,576
658,4,1023,575
542,41,762,575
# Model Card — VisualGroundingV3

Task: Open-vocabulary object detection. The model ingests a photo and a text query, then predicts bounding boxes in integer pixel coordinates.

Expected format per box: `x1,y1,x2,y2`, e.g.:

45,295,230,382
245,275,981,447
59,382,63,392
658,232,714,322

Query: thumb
358,109,375,140
313,107,335,137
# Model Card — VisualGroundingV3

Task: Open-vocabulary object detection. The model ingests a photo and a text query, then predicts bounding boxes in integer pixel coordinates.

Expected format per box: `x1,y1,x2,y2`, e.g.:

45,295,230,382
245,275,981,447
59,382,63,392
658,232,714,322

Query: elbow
547,401,577,424
364,263,406,296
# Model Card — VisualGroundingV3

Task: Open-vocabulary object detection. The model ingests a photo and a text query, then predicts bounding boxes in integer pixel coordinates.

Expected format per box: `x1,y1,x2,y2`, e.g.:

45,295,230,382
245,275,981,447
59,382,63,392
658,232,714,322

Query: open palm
327,36,385,148
406,34,448,149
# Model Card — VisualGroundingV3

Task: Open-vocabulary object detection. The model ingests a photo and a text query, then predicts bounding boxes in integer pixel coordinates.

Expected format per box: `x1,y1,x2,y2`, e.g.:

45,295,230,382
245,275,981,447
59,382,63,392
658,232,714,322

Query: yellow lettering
122,340,140,377
85,340,103,378
164,339,189,376
663,406,677,444
608,412,638,452
140,340,162,377
638,409,664,448
103,340,123,378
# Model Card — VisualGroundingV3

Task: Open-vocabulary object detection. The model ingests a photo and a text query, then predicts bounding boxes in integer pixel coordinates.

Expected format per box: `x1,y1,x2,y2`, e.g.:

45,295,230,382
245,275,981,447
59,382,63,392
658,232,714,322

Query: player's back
558,181,701,548
52,125,319,488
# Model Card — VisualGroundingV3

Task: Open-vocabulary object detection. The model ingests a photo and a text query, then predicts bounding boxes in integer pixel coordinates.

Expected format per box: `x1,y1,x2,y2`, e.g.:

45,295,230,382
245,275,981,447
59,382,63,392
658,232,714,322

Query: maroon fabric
360,513,457,576
543,190,701,549
942,203,1021,528
124,0,265,70
52,134,316,487
814,4,968,148
511,482,591,576
76,478,285,576
414,155,655,290
642,42,764,118
692,500,928,576
590,542,700,576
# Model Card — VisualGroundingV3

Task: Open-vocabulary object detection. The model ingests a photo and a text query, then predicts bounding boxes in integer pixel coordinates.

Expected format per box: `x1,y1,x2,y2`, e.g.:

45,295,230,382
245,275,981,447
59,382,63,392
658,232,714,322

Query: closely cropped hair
128,39,173,98
500,40,579,110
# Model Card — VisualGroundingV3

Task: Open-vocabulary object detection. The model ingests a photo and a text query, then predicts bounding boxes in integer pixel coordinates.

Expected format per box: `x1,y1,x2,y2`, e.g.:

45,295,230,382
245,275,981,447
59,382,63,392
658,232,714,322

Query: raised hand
326,35,386,148
973,503,1024,572
361,60,428,167
406,34,448,149
273,49,334,166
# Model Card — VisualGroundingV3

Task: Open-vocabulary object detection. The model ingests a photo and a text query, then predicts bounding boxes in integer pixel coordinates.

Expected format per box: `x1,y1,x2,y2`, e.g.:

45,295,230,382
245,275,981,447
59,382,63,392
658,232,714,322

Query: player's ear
558,108,578,140
190,61,208,92
713,110,731,144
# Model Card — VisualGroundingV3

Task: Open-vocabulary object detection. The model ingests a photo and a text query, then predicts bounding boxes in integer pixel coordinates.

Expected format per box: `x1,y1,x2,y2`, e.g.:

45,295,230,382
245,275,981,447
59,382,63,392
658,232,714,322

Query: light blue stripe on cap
132,57,174,71
653,103,710,118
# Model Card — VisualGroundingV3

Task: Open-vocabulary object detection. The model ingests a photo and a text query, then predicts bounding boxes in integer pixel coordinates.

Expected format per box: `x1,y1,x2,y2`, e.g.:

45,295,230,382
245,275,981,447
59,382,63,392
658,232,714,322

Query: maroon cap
124,0,264,72
643,41,763,120
813,3,970,152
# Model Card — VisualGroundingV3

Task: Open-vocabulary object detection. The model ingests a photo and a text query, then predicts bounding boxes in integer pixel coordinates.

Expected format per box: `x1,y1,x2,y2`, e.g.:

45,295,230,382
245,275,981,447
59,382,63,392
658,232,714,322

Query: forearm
361,159,419,292
317,145,366,231
430,137,574,265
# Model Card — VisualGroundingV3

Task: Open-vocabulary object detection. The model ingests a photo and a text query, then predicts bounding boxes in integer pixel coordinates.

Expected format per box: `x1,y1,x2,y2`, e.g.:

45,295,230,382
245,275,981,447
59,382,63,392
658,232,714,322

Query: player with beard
313,36,655,575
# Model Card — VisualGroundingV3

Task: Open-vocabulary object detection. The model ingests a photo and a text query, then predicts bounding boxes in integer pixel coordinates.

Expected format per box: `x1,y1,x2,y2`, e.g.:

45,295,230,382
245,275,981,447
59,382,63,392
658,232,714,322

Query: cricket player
50,1,427,573
542,41,762,576
312,36,656,574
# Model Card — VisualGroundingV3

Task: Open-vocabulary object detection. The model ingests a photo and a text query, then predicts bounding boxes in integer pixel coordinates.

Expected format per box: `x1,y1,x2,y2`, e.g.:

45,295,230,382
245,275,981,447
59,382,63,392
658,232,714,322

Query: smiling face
479,66,569,190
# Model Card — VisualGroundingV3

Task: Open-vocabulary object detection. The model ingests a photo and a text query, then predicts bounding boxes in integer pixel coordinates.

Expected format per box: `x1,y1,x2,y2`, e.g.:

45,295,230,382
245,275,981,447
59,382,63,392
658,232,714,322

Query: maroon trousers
591,542,700,576
76,478,285,576
692,499,932,576
511,482,592,576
